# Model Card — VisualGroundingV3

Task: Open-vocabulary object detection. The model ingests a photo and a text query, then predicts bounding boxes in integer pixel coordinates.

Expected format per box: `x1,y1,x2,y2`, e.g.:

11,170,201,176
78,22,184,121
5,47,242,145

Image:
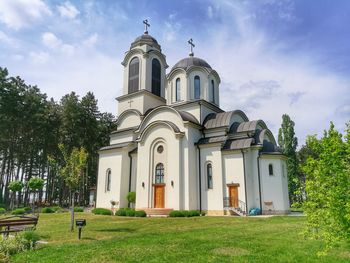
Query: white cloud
29,51,49,64
83,33,98,47
0,0,51,30
42,32,62,49
0,30,13,44
57,1,80,19
208,6,214,19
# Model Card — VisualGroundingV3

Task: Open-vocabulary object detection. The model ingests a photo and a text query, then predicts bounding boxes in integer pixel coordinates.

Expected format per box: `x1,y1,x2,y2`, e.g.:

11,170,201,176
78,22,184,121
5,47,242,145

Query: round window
157,145,164,153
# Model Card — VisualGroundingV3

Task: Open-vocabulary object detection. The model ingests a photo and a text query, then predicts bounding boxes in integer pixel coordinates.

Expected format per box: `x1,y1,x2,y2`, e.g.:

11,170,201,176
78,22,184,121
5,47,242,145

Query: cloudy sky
0,0,349,145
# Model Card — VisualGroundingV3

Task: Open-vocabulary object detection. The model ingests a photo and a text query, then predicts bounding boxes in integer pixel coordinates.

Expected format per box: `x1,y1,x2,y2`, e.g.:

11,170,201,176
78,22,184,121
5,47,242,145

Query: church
96,21,290,216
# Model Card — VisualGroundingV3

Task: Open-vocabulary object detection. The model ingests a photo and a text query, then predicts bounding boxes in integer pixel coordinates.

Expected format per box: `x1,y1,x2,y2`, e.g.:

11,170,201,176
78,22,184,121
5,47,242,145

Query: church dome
172,57,212,71
130,34,161,50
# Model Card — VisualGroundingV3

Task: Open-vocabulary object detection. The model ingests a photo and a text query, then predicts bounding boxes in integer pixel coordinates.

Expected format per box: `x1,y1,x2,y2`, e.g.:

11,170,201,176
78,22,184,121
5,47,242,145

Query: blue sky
0,0,349,145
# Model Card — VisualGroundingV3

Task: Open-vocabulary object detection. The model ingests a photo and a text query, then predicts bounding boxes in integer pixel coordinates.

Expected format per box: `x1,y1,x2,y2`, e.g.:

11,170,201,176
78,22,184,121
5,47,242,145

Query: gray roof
223,138,254,150
230,120,265,133
178,111,199,125
99,141,133,151
203,111,235,129
131,34,160,50
197,136,227,145
172,57,212,71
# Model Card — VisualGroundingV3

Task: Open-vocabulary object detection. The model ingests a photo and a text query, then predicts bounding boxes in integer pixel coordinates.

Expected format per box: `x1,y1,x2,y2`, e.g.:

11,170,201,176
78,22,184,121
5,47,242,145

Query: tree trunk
70,191,74,232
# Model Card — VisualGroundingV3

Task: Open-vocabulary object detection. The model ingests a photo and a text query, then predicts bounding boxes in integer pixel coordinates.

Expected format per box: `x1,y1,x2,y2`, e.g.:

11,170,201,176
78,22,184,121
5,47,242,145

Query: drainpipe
197,144,202,213
241,150,248,213
257,152,262,213
128,151,133,208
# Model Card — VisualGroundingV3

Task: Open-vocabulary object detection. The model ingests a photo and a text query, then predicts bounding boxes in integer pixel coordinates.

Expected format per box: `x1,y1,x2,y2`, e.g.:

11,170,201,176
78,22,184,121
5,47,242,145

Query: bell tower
117,20,168,115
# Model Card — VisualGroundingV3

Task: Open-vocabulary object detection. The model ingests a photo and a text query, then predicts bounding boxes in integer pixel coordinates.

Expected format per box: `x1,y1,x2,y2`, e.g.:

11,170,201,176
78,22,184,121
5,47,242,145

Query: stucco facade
96,31,290,216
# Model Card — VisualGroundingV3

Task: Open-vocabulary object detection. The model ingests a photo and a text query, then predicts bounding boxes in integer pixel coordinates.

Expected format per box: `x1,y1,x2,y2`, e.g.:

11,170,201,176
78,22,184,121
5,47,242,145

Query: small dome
130,34,160,50
172,57,212,71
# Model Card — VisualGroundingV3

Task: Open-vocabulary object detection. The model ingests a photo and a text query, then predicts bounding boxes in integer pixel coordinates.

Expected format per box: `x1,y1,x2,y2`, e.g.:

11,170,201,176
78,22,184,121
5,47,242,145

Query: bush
127,192,136,206
11,208,25,215
19,230,40,249
92,208,112,215
125,209,136,217
135,210,147,217
23,207,32,213
41,207,54,213
169,210,201,217
0,208,5,215
115,208,127,216
74,207,84,212
0,230,39,257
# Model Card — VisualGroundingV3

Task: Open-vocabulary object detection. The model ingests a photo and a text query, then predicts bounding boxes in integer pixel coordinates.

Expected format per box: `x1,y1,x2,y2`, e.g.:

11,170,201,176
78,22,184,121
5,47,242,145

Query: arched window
152,58,161,96
211,80,215,103
269,164,274,176
175,78,181,101
106,169,111,192
155,163,164,184
194,75,200,99
128,57,139,93
207,163,213,189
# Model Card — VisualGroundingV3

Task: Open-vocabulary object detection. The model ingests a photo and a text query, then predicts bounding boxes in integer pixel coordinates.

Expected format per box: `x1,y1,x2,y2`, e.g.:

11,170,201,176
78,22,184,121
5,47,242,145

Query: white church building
96,23,290,216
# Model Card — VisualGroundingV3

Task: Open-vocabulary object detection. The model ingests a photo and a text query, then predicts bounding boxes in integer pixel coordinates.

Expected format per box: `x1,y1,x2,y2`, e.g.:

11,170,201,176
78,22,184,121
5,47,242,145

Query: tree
278,114,300,205
59,144,88,232
127,192,136,208
28,177,44,214
8,180,23,209
302,122,350,254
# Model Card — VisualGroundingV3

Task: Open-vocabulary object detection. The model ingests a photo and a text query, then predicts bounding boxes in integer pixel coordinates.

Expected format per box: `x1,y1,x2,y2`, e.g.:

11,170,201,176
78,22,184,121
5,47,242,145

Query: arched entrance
153,163,165,208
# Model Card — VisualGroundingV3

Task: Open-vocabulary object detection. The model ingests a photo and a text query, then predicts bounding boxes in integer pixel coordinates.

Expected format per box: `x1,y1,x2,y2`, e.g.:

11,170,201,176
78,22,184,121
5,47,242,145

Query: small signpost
75,219,86,240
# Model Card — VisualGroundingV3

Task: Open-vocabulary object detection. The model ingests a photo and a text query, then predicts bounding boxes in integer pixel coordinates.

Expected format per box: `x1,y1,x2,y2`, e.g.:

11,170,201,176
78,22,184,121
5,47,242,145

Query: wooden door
229,186,238,208
154,185,165,208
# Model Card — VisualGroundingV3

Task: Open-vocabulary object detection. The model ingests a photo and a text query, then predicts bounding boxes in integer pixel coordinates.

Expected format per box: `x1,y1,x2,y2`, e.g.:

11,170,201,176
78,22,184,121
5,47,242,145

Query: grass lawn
11,213,349,263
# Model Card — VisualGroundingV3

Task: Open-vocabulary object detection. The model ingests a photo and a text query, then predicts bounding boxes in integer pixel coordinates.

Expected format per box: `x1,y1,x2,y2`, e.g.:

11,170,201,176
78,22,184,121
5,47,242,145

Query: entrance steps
143,208,173,217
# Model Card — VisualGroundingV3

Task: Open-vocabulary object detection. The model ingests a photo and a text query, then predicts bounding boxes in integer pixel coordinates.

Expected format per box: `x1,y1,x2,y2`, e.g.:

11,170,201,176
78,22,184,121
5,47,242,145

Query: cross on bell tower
188,38,195,57
143,19,150,34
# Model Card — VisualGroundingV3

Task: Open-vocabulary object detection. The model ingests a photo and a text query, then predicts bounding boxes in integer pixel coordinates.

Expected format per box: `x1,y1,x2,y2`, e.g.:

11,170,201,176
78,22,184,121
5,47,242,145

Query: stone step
143,208,173,216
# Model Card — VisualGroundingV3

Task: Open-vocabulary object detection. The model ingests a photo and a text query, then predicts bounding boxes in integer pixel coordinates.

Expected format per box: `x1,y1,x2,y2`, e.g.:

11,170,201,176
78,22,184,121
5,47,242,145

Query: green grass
11,213,349,263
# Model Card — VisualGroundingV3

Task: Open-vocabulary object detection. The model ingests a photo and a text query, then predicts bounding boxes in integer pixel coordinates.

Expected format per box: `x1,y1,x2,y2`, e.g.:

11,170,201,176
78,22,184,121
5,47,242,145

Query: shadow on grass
94,228,135,233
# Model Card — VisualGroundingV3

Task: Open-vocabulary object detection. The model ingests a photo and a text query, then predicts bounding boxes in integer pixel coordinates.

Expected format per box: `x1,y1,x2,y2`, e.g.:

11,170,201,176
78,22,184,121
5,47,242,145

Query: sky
0,0,349,145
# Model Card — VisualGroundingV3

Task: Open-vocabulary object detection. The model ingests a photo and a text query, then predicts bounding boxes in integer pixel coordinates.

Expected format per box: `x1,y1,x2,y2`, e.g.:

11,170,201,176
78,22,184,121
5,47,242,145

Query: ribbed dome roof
172,57,212,71
130,34,160,49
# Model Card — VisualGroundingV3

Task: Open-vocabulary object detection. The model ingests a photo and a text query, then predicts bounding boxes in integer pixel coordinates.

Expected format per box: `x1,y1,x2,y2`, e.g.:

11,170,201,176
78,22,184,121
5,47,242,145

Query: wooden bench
0,215,38,237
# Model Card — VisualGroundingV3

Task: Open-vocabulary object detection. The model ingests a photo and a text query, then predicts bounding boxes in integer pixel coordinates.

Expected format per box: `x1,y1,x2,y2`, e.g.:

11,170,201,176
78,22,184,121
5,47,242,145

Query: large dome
130,34,160,50
171,57,212,71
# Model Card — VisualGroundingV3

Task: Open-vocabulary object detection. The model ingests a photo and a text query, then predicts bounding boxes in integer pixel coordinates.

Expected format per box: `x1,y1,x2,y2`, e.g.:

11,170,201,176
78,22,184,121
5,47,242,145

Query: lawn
11,213,349,263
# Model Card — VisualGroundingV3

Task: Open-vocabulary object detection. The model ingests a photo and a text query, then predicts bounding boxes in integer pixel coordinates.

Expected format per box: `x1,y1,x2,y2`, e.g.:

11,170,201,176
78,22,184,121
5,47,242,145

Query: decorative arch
137,120,184,143
116,109,142,127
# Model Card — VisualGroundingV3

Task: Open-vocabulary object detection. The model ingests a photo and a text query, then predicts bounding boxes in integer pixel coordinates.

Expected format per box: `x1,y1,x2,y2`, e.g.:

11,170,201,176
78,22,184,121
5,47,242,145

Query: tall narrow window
175,78,181,101
106,169,111,192
207,163,213,189
211,80,215,103
155,163,164,184
194,75,200,99
152,58,161,96
269,164,274,176
128,57,139,93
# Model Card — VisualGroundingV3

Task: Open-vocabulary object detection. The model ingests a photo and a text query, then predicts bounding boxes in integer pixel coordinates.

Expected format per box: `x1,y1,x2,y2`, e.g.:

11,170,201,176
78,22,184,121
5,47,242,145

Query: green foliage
27,177,44,191
125,209,136,217
41,207,55,213
0,230,39,257
0,208,5,214
169,210,201,217
115,208,127,216
8,181,24,192
278,114,301,204
302,122,350,253
92,208,112,215
74,207,84,212
126,192,136,204
134,210,147,217
11,208,26,215
19,231,40,249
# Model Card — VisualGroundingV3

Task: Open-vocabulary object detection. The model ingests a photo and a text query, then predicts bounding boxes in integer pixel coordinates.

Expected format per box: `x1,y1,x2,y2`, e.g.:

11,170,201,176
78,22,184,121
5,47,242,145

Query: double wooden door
154,184,165,208
228,185,239,208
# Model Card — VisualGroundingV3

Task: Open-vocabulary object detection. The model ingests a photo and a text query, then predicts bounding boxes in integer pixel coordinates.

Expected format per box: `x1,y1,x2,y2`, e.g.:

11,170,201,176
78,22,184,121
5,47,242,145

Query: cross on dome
143,19,150,34
188,38,195,57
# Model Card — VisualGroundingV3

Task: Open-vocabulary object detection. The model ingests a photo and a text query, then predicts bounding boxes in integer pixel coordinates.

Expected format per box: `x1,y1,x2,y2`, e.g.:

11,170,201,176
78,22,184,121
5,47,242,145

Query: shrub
127,192,136,207
0,230,39,256
135,210,147,217
0,208,5,215
169,210,200,217
0,204,6,209
74,207,84,212
115,208,127,216
41,207,54,213
23,207,32,213
125,209,136,217
11,208,25,215
18,230,40,249
92,208,112,215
